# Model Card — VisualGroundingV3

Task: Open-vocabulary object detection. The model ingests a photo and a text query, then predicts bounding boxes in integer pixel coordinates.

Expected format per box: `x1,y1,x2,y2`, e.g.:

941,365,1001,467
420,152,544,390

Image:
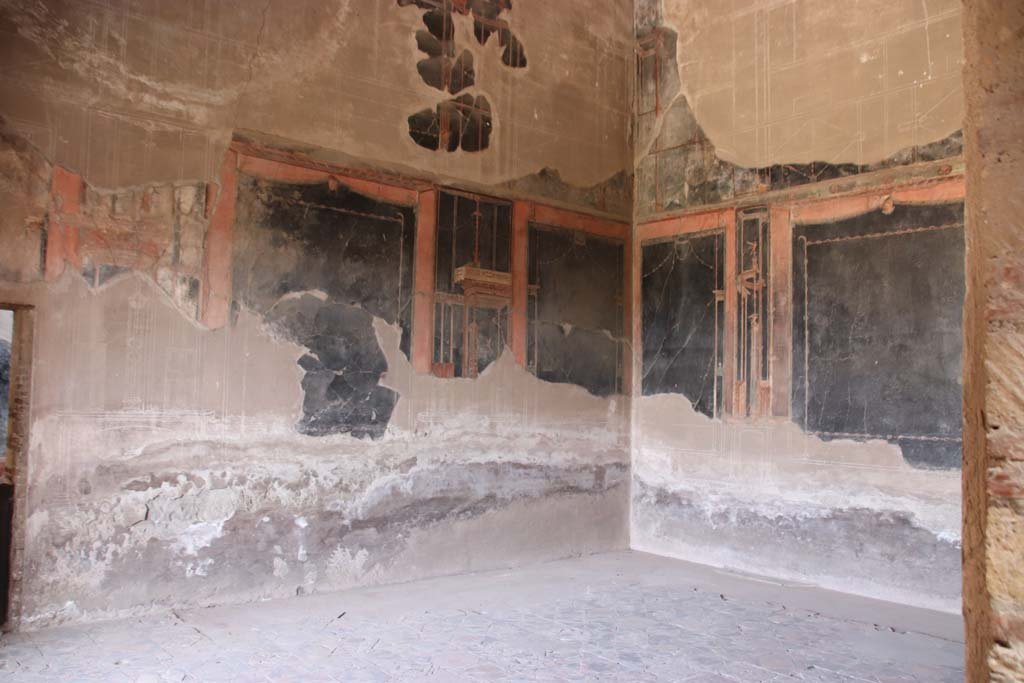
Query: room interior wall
630,0,966,612
0,0,978,630
0,0,633,217
0,0,635,629
0,136,634,629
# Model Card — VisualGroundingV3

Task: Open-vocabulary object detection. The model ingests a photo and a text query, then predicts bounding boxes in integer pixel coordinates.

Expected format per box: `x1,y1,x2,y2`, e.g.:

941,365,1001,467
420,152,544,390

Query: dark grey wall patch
528,225,624,397
233,176,416,439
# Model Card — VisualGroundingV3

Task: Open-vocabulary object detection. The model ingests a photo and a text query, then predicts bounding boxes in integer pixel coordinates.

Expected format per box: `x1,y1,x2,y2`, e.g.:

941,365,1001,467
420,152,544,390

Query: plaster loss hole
409,95,493,152
399,0,526,153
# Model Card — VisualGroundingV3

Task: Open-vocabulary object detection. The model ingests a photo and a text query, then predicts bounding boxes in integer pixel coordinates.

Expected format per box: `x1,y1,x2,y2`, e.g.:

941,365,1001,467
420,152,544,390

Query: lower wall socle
630,393,961,613
10,274,631,629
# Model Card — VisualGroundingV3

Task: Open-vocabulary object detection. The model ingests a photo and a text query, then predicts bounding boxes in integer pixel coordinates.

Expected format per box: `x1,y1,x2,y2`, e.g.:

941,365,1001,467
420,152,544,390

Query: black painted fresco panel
792,204,964,469
528,226,624,397
233,177,416,439
532,324,620,396
641,232,724,417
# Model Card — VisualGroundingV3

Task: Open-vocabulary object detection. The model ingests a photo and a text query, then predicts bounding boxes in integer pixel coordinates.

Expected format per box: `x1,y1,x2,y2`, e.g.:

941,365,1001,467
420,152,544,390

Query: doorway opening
0,305,30,630
0,307,14,627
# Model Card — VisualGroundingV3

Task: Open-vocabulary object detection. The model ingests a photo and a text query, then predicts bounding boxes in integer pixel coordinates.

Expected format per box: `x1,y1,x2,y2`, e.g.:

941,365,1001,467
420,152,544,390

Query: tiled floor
0,551,963,682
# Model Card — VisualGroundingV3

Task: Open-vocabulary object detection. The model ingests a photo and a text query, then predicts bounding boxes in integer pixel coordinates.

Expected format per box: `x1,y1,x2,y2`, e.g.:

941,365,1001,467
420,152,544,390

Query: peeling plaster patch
503,168,631,219
398,0,526,152
3,1,233,123
21,425,626,627
173,521,230,557
326,547,377,586
635,88,963,216
632,481,961,613
0,0,632,208
273,558,290,578
656,0,963,169
16,301,628,629
2,0,357,134
233,176,415,438
7,220,629,629
635,4,965,216
186,559,215,578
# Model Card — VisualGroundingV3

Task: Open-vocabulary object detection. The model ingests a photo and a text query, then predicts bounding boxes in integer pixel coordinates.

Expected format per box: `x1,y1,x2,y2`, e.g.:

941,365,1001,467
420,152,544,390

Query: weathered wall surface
631,1,966,611
232,175,417,438
632,394,961,610
634,0,964,217
0,0,633,217
528,226,625,396
791,204,965,469
0,0,981,632
634,200,964,611
962,0,1024,679
641,231,724,417
13,279,628,626
0,104,630,627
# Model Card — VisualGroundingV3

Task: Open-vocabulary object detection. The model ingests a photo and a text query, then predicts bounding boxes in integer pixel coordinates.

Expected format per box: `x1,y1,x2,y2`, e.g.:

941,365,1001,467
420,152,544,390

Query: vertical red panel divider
721,208,738,417
769,205,793,418
46,166,84,282
510,200,532,367
412,189,438,374
201,149,238,329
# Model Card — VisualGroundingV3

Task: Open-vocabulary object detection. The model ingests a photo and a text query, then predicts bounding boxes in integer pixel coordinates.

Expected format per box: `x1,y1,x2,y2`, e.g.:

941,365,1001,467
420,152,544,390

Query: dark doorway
0,308,14,626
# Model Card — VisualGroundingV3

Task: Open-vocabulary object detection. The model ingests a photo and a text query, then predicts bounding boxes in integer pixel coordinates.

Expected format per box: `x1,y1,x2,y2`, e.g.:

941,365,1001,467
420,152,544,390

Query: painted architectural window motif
735,208,771,418
432,191,513,377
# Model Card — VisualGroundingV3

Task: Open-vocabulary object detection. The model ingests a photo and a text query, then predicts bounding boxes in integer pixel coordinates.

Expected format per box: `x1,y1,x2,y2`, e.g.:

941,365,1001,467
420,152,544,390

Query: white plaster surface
632,393,962,611
0,310,11,343
4,273,629,629
0,551,963,682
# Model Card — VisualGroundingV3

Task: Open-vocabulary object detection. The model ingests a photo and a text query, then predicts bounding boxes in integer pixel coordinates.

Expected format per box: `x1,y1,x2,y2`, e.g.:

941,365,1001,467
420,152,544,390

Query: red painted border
791,176,965,224
412,190,438,373
637,208,734,242
45,167,84,281
200,150,238,329
510,201,531,367
769,205,793,418
236,153,420,207
721,208,737,415
530,204,630,241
